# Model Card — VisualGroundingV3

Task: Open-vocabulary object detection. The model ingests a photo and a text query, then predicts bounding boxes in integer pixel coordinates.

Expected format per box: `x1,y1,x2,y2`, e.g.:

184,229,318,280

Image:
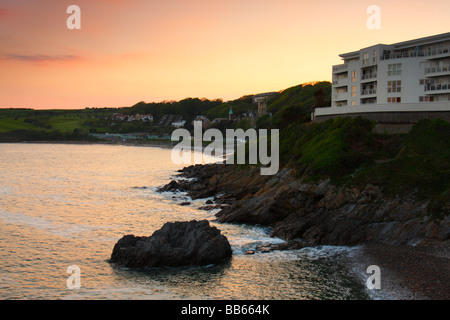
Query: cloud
1,54,82,63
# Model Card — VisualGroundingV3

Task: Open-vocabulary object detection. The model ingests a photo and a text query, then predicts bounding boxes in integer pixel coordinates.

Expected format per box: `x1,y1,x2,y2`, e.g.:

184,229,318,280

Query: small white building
141,114,153,122
172,120,186,128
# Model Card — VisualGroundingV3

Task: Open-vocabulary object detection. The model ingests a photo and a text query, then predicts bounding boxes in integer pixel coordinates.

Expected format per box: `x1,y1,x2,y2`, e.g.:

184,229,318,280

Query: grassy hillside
0,81,331,139
273,117,450,219
257,82,331,130
0,108,114,141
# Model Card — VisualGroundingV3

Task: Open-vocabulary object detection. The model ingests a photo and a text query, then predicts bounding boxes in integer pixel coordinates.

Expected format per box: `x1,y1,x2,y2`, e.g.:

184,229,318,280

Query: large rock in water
110,220,232,268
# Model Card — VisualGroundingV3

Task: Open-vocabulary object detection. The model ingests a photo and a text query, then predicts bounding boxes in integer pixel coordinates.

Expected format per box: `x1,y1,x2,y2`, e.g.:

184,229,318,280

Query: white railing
381,46,450,61
333,64,348,72
425,83,450,92
362,73,377,80
425,65,450,74
362,88,377,95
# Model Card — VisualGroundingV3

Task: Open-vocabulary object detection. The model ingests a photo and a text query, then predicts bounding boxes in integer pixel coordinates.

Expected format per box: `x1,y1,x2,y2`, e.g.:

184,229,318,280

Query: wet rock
110,220,232,268
255,239,310,253
158,180,181,192
158,163,450,249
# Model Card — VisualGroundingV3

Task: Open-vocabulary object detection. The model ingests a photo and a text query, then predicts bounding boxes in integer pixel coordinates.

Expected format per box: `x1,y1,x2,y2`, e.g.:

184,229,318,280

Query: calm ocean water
0,143,372,300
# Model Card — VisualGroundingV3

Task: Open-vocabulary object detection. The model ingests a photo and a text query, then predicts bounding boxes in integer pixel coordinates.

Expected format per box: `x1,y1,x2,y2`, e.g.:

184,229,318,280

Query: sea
0,143,380,300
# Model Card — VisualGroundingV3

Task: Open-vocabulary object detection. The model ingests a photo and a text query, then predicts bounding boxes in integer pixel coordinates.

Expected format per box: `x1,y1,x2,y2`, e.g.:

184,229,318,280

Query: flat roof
393,32,450,49
338,32,450,59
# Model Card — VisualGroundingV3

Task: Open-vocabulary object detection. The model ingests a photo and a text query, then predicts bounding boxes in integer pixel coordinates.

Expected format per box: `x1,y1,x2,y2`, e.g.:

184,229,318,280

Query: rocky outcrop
110,220,232,268
160,164,449,250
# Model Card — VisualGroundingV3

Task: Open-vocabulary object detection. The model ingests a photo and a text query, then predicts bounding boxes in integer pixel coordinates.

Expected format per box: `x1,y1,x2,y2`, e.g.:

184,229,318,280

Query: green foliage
0,129,97,142
267,82,331,115
265,82,331,129
127,98,223,123
205,96,255,120
351,119,450,219
272,117,449,218
278,117,375,179
24,117,52,129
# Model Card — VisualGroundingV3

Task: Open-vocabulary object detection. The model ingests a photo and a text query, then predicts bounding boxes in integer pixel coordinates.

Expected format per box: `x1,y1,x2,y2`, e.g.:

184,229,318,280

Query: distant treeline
0,81,331,138
122,81,331,127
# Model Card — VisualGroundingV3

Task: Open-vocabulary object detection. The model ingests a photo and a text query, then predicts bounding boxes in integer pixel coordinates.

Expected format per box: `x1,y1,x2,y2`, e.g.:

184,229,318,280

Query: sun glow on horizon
0,0,449,109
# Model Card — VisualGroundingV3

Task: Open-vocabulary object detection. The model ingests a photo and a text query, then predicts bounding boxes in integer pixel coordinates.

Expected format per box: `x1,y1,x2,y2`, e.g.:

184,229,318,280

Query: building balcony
332,77,348,87
425,47,450,60
333,100,348,107
425,65,450,77
361,73,377,81
360,97,377,105
332,92,349,101
425,83,450,94
332,64,348,74
361,88,377,96
381,46,450,61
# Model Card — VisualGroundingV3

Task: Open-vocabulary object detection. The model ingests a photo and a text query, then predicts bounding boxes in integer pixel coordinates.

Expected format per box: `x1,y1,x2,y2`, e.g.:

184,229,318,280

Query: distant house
141,114,153,122
172,120,186,128
158,114,183,127
192,118,211,129
252,92,277,117
240,111,257,118
212,118,228,124
112,113,127,121
112,113,153,122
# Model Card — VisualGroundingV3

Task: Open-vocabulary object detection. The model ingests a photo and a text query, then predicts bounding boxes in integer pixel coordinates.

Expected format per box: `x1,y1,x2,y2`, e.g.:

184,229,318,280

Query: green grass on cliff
280,117,383,179
354,119,450,219
274,117,450,219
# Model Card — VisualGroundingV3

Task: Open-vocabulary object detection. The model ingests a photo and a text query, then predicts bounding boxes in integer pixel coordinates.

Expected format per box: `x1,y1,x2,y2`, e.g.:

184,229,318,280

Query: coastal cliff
162,164,449,249
157,117,450,299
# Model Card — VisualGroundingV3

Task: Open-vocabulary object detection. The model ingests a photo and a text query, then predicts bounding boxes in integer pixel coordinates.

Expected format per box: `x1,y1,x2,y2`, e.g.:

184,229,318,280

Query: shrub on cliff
275,117,449,218
279,116,376,180
355,119,450,219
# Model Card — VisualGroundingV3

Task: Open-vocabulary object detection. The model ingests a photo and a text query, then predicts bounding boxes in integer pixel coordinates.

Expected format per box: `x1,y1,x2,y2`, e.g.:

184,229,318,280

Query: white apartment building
331,32,450,107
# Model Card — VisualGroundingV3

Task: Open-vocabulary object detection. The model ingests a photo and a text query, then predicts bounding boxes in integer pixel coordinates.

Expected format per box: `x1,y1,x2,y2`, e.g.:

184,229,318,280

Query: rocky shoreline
159,163,450,299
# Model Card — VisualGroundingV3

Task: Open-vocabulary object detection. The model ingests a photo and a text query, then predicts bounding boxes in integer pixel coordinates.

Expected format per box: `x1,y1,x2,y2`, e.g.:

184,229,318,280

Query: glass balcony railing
362,73,377,80
381,46,450,61
361,88,377,95
425,65,450,74
425,83,450,92
332,64,348,72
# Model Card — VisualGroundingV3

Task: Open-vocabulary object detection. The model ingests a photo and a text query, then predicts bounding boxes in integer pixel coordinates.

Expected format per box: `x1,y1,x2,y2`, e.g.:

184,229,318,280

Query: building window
419,96,435,102
387,97,401,103
351,100,357,106
336,101,348,107
352,85,357,97
352,71,357,82
363,52,369,66
387,80,401,93
420,79,433,85
388,63,402,76
373,50,377,64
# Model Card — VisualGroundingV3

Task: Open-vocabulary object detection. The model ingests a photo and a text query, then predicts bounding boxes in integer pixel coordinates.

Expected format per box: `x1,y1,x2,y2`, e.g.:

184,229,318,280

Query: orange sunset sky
0,0,449,109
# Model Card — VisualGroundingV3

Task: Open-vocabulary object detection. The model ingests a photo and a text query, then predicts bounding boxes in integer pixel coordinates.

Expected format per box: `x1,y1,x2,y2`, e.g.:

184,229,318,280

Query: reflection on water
0,143,370,300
